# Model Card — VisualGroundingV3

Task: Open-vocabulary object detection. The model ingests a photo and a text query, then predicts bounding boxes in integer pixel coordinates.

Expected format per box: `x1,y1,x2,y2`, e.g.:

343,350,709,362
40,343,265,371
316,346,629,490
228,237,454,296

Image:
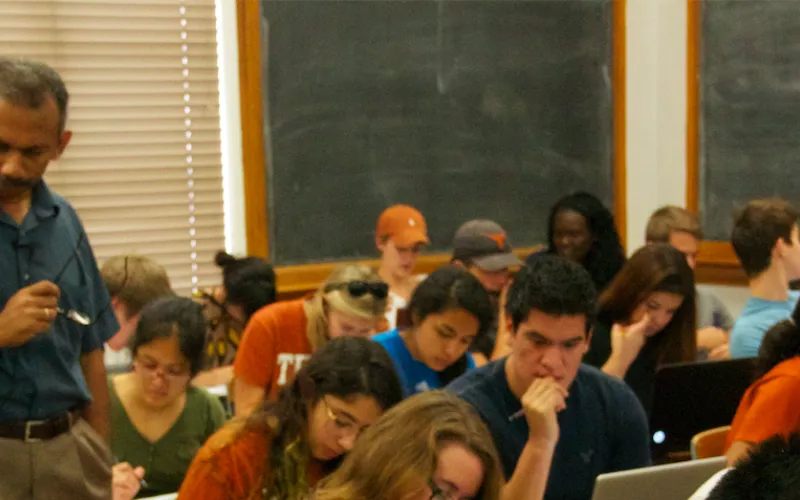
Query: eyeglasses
322,397,365,441
48,231,93,325
133,359,191,383
428,478,456,500
324,280,389,300
48,235,129,327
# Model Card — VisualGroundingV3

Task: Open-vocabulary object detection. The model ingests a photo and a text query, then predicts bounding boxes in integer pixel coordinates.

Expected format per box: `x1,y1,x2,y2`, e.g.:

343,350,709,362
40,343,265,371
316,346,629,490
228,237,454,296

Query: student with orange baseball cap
376,205,430,329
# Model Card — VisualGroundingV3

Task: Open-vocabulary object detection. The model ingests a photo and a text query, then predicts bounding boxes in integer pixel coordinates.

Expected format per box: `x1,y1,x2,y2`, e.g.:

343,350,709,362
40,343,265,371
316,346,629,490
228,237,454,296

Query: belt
0,410,80,442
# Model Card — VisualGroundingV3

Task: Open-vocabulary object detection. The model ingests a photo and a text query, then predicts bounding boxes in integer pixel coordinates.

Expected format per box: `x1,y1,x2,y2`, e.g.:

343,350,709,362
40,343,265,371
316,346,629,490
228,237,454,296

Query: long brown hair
598,243,696,364
246,337,402,499
312,391,504,500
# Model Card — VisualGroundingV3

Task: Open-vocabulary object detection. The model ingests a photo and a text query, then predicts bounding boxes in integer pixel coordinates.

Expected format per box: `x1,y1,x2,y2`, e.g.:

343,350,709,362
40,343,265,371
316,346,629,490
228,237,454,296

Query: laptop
592,457,727,500
649,357,757,459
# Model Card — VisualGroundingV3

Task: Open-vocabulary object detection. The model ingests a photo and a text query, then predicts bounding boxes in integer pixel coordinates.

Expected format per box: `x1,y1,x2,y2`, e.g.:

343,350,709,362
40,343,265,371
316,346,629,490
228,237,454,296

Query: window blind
0,0,225,296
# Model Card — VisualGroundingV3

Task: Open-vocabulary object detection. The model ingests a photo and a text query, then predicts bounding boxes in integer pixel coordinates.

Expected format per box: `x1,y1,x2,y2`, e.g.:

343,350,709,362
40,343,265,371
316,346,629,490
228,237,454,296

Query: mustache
0,175,39,189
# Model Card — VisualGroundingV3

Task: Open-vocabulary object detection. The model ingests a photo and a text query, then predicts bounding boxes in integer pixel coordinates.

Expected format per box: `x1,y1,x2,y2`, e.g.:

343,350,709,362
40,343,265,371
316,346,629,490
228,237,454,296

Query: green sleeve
206,390,227,437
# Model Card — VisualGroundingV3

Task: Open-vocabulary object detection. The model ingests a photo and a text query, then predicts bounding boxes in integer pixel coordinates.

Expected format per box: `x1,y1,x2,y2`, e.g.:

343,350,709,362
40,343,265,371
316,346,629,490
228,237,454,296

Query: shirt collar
31,181,60,219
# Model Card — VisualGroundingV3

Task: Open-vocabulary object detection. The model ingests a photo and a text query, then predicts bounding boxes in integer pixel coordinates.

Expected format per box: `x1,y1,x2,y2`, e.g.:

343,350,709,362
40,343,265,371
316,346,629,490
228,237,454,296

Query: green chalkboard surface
261,0,616,265
700,0,800,240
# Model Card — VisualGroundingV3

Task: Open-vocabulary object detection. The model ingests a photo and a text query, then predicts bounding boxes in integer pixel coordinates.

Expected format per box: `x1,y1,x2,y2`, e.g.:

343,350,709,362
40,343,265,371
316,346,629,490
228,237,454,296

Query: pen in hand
113,457,149,490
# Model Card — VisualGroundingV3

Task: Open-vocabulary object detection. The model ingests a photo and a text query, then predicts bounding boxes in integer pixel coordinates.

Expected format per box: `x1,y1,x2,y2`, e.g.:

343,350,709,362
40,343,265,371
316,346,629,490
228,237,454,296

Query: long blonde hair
304,264,387,349
312,391,504,500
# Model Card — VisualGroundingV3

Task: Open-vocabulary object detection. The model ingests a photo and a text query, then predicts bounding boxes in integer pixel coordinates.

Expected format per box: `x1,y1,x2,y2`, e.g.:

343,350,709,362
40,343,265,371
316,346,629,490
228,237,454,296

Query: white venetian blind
0,0,225,296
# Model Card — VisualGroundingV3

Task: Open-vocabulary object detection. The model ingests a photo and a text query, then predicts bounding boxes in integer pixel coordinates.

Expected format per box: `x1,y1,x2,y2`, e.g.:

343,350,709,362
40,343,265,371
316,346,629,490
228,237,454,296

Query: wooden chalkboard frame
686,0,746,286
238,0,629,298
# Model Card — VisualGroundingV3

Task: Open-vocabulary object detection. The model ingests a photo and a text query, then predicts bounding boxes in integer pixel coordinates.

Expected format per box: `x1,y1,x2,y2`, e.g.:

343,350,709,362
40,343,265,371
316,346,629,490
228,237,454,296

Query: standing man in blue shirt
448,255,650,500
0,58,118,499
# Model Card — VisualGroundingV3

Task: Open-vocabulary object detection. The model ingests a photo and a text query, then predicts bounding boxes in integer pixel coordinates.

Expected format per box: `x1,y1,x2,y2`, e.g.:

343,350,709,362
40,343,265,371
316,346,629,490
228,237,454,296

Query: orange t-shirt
233,299,313,400
724,356,800,452
178,423,324,500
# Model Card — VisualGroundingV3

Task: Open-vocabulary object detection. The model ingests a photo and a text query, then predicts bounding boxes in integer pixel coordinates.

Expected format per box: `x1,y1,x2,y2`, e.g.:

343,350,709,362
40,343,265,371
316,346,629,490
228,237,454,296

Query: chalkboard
700,0,800,241
261,0,616,265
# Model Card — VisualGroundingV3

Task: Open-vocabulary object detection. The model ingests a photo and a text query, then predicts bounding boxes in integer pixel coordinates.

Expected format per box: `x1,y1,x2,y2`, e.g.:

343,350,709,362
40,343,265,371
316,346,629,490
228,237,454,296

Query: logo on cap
409,218,416,226
487,233,506,249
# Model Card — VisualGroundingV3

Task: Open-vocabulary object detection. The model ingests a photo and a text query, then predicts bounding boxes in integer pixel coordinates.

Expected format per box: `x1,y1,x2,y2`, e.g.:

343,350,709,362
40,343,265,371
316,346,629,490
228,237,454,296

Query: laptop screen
649,357,757,459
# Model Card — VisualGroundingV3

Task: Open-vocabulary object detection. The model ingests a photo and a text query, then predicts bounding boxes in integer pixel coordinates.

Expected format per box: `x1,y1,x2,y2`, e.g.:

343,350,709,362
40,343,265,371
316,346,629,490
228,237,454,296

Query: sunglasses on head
324,280,389,300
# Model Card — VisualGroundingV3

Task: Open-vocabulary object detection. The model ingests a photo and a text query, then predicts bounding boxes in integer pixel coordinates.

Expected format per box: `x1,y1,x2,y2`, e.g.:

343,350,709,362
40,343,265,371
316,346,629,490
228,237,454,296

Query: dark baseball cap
451,220,523,271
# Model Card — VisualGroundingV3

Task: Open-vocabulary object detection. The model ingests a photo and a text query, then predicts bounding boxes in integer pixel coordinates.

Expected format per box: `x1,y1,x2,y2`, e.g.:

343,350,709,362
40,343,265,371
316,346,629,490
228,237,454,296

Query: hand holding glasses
49,233,126,327
0,281,60,347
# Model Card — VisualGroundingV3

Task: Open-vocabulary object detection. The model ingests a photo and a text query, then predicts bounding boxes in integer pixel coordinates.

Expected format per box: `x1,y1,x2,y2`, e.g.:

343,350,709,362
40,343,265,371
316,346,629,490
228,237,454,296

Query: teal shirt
730,291,800,358
0,182,118,420
109,378,226,497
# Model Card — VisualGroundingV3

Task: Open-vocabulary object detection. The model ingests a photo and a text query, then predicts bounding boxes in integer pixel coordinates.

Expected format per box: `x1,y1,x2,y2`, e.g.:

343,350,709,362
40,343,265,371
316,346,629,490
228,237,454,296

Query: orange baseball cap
376,205,430,247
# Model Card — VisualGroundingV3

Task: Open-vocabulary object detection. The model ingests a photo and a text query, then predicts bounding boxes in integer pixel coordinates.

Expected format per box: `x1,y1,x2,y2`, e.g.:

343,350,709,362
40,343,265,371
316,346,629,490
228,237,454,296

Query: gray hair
0,57,69,133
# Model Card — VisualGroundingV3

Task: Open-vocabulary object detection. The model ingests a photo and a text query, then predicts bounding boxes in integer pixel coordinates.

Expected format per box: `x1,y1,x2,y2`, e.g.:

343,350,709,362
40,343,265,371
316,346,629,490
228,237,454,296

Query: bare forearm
601,354,630,380
726,440,755,467
502,441,555,500
233,379,266,418
80,350,111,443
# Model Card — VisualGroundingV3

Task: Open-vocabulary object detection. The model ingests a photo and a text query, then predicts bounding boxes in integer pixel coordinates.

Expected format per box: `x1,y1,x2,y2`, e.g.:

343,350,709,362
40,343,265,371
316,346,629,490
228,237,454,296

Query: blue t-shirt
447,359,651,500
730,291,800,359
373,329,475,397
0,182,118,421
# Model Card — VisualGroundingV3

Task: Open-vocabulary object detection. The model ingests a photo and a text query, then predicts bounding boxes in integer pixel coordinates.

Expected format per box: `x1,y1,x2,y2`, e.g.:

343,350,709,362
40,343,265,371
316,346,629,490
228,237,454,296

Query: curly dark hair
506,255,597,334
408,266,495,386
755,300,800,378
215,251,277,320
543,191,626,291
248,337,403,499
708,433,800,500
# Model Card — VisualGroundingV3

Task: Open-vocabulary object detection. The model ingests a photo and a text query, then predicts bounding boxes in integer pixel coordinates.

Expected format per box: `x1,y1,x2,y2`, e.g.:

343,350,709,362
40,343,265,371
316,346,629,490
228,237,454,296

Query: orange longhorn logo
486,233,506,248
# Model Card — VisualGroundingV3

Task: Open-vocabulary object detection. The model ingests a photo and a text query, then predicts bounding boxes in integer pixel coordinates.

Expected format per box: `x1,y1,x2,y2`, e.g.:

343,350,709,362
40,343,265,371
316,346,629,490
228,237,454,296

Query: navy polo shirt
447,358,651,500
0,182,118,421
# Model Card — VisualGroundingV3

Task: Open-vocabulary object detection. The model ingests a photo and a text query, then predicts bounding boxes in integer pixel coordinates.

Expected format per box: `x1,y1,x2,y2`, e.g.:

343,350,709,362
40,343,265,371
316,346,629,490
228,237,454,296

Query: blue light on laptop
653,430,665,444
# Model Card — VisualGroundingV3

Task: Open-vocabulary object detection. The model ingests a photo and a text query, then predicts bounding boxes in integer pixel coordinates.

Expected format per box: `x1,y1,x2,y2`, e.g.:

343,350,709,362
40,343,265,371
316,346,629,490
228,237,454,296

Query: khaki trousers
0,418,111,500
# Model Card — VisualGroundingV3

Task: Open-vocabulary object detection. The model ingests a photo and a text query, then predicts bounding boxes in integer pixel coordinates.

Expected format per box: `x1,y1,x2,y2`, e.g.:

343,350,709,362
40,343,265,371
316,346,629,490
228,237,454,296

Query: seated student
376,204,430,329
729,199,800,358
448,256,650,500
527,191,626,293
110,296,226,499
450,219,523,365
233,264,389,416
693,434,800,500
374,266,494,396
724,300,800,466
101,255,174,373
178,337,403,499
583,244,696,416
192,251,277,388
311,390,504,500
645,205,734,359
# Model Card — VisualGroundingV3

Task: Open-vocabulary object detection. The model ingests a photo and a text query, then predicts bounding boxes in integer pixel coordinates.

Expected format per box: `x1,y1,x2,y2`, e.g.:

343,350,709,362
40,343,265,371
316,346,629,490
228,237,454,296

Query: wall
217,0,749,316
217,0,247,256
625,0,748,317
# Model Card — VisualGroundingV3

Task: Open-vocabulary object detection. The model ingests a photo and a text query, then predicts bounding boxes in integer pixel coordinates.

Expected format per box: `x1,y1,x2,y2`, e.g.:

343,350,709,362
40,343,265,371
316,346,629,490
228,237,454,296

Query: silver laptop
591,457,727,500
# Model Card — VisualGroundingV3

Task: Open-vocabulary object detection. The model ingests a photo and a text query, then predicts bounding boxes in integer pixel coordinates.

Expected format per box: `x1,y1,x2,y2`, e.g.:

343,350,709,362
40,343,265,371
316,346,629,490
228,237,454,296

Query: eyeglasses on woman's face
428,478,457,500
322,396,369,441
132,357,191,384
